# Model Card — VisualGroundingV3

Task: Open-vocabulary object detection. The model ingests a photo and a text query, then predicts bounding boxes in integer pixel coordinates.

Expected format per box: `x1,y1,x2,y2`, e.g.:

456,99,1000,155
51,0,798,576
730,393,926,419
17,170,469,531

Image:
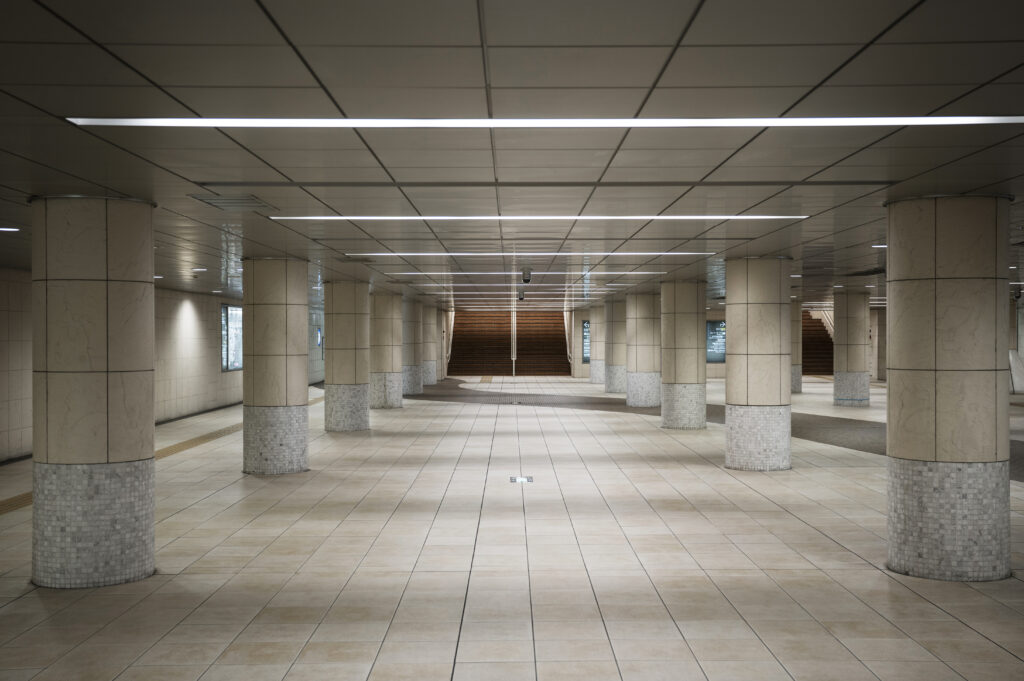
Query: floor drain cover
510,476,533,483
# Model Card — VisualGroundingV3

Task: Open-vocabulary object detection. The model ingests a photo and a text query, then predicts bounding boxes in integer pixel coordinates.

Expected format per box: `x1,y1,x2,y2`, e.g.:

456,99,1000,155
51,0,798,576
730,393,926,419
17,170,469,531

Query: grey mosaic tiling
662,382,706,429
325,383,370,432
242,405,308,475
725,404,791,471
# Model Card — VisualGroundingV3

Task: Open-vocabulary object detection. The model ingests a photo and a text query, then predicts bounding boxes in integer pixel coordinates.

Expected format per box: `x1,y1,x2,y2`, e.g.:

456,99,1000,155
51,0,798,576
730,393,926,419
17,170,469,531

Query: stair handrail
809,309,835,339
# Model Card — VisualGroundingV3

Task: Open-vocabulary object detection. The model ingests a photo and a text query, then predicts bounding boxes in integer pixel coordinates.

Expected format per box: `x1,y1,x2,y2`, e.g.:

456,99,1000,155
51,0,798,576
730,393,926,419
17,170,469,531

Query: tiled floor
0,378,1023,681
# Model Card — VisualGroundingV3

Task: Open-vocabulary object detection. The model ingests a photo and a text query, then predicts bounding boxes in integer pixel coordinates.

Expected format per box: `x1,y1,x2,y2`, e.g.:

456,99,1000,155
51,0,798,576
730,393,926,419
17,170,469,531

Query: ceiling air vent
189,194,278,212
336,255,374,264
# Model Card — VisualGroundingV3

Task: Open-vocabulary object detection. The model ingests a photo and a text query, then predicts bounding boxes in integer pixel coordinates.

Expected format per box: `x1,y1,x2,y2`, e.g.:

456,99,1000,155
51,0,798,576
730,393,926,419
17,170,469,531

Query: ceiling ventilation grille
189,194,277,212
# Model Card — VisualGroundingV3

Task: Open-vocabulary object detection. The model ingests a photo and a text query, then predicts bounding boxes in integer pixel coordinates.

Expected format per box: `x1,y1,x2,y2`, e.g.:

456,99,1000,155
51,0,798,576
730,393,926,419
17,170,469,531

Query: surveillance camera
517,286,525,301
522,267,532,284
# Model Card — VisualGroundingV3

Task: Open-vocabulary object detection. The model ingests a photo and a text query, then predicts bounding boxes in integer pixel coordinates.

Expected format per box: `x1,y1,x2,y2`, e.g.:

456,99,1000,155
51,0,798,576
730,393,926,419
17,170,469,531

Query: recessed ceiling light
790,274,802,278
394,271,667,275
0,227,20,232
834,285,844,288
67,115,1024,129
1011,266,1017,269
865,285,875,288
273,214,805,221
347,252,714,257
211,290,222,293
153,275,164,279
192,267,207,272
872,244,887,248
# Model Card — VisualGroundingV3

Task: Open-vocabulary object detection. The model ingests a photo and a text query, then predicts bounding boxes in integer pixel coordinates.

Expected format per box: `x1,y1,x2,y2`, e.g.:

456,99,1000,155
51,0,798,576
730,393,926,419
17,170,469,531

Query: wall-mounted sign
706,320,726,363
582,319,591,364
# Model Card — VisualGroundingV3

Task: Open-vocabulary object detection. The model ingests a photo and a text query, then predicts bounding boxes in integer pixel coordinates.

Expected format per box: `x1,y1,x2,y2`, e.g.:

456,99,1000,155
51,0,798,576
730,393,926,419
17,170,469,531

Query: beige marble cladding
155,289,243,422
571,311,591,379
626,294,660,373
422,305,437,385
887,196,1008,464
833,291,870,372
242,258,309,409
604,300,626,367
0,268,31,462
31,196,155,589
886,195,1010,582
725,258,791,408
436,307,447,379
371,293,403,375
870,307,886,381
32,197,154,465
725,258,791,471
661,281,706,385
324,281,369,387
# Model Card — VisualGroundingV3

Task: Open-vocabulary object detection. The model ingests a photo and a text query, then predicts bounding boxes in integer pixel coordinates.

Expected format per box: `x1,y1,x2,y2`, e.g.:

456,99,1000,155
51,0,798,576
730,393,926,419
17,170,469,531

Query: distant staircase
802,310,834,374
447,310,570,376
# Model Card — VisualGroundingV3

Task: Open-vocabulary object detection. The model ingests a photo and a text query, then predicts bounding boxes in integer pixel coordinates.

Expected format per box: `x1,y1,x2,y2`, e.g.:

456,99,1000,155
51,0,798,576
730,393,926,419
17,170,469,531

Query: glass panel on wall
706,320,726,363
221,304,243,371
582,319,590,364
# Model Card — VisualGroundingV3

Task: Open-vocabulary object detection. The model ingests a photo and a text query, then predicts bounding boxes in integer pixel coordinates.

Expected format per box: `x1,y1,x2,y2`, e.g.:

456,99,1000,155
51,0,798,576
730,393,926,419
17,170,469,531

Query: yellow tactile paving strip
0,395,325,515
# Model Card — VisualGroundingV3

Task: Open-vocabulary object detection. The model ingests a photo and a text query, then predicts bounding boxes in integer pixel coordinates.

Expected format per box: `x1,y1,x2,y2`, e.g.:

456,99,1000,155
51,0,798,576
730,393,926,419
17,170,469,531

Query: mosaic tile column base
606,364,626,393
403,364,423,395
627,371,661,407
325,384,370,432
662,383,706,429
887,458,1010,581
589,359,605,384
725,405,791,471
422,360,437,386
33,459,155,588
834,371,870,407
371,372,403,409
791,365,802,394
243,405,308,475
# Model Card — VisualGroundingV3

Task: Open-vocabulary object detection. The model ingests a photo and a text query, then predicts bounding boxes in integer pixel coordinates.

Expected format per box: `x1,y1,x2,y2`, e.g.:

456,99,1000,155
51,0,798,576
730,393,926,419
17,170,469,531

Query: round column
589,304,606,384
324,281,370,431
371,293,403,408
402,299,423,395
886,196,1010,581
725,258,791,471
437,308,447,380
31,196,155,588
242,258,308,474
422,305,437,386
626,294,661,407
833,291,870,407
791,300,803,394
661,282,706,429
605,300,626,393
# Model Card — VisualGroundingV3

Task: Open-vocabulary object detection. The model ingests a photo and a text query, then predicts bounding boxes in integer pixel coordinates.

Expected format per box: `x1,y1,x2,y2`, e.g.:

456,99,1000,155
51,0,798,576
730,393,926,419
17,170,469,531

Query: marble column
605,300,626,393
833,291,870,407
871,308,887,381
791,300,803,393
661,282,706,429
324,281,370,431
626,293,661,407
436,307,447,381
243,258,308,475
31,196,155,588
402,300,423,394
370,293,403,408
422,305,437,386
886,196,1010,581
725,258,791,471
589,303,606,384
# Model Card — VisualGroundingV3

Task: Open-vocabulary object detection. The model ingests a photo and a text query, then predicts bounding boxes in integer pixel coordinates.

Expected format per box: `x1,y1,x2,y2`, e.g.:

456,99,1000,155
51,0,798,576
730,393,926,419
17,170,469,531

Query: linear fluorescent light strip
68,116,1024,129
349,252,714,257
273,214,806,221
395,271,667,275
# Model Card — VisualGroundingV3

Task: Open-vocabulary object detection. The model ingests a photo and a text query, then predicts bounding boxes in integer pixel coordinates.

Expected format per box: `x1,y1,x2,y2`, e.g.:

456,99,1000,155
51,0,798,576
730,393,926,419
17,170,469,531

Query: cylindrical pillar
402,300,423,395
833,291,870,407
725,258,791,471
589,304,606,384
791,300,803,393
661,282,706,428
242,258,308,475
437,308,447,380
371,293,403,408
324,281,370,431
605,300,626,393
31,196,155,588
422,305,437,386
626,293,661,407
886,196,1010,581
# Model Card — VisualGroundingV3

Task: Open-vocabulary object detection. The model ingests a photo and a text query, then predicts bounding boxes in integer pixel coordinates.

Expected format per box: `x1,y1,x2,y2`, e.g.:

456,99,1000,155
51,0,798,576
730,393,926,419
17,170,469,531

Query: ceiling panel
488,48,671,87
